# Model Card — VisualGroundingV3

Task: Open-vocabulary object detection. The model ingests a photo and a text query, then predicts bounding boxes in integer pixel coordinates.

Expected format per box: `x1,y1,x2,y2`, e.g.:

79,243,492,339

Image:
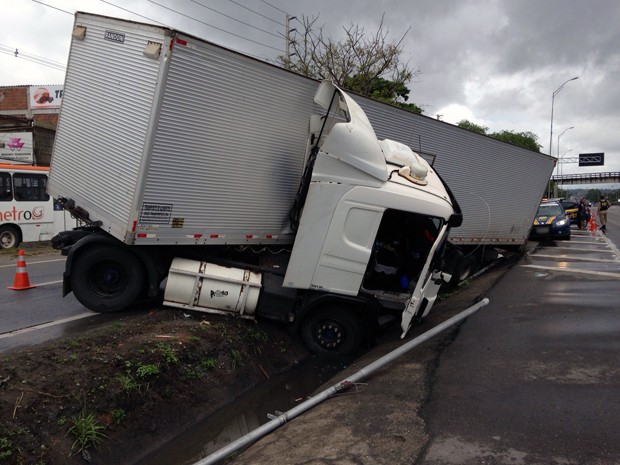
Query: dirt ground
0,306,309,465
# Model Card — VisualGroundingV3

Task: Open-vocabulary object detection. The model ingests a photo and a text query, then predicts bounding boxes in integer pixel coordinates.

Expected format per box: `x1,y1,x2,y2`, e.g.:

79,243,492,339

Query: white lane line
0,312,96,339
0,258,66,269
520,264,620,279
32,280,63,287
531,254,619,263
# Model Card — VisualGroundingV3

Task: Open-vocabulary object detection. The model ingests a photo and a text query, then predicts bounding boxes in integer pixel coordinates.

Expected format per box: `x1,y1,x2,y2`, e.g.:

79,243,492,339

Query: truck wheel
300,307,364,354
0,225,20,249
71,245,145,313
455,254,478,283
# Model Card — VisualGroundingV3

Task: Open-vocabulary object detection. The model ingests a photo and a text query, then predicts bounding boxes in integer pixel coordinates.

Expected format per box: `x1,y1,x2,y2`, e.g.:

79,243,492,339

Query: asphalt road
420,209,620,465
0,248,96,352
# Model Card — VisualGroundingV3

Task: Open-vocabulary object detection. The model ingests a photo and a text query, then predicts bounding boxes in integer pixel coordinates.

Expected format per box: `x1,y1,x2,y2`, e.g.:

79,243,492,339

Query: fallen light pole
192,297,491,465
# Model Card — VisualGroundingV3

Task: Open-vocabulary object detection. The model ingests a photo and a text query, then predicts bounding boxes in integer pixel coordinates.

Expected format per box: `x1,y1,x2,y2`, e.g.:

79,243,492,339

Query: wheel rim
88,260,127,298
0,231,16,248
315,319,347,350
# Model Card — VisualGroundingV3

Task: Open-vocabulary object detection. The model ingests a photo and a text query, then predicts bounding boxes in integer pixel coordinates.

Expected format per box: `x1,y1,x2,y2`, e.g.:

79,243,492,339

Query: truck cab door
400,223,451,337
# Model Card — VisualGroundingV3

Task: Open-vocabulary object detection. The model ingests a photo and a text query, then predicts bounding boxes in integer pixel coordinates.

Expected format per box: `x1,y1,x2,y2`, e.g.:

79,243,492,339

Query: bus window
13,173,50,202
0,173,12,201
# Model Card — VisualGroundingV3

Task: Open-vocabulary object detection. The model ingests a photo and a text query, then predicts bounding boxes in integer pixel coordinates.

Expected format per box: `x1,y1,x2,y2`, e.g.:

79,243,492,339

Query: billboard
578,153,604,167
29,85,63,110
0,132,34,164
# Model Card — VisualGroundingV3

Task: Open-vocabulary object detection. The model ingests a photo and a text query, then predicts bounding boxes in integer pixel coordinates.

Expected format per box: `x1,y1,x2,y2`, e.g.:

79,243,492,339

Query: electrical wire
188,0,281,39
147,0,282,51
227,0,285,27
0,44,65,68
31,0,71,15
0,47,65,71
99,0,169,26
259,0,288,15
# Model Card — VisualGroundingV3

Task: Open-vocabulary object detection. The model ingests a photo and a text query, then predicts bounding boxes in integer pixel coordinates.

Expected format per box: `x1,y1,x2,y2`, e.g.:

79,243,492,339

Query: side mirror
448,213,463,228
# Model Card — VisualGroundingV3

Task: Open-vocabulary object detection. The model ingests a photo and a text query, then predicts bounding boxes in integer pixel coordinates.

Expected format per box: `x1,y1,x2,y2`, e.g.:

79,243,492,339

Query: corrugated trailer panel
48,14,169,241
356,97,555,245
136,36,320,245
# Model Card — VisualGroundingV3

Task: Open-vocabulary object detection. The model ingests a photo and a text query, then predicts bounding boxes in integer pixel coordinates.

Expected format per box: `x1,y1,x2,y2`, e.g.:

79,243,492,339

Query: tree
490,130,542,152
457,120,489,135
278,15,422,113
457,120,542,152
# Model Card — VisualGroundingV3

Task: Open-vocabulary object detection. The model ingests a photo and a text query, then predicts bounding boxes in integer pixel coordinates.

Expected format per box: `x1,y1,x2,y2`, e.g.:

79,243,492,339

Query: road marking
548,245,614,253
531,254,619,263
0,312,96,339
520,264,620,279
0,258,66,269
33,280,63,287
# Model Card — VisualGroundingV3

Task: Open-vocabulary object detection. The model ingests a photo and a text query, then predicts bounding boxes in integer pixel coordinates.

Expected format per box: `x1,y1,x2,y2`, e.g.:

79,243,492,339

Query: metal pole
548,77,578,198
192,298,490,465
554,127,574,198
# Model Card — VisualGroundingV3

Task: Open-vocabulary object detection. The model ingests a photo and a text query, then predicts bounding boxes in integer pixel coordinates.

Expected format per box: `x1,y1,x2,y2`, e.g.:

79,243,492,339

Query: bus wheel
0,226,20,249
71,245,145,313
300,307,364,354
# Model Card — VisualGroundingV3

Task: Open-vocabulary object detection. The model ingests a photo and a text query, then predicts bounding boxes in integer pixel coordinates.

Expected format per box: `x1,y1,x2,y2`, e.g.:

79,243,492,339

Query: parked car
558,199,579,225
530,201,571,241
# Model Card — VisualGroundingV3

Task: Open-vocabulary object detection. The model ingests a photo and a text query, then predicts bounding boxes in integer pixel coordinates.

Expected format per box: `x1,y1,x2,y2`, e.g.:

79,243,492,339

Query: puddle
134,354,355,465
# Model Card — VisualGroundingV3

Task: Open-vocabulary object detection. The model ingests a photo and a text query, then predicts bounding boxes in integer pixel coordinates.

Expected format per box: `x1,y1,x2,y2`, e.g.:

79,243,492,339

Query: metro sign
579,152,604,167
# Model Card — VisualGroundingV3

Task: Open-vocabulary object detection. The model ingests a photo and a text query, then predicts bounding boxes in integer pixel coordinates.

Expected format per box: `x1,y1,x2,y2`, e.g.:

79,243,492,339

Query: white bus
0,164,78,248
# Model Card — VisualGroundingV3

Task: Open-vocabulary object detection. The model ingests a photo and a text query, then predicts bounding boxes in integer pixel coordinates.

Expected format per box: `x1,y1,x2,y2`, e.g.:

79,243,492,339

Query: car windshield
538,204,563,216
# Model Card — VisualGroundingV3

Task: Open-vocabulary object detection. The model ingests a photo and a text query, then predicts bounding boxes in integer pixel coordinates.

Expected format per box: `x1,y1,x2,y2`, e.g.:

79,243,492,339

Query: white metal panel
48,13,169,241
355,97,556,245
138,36,321,244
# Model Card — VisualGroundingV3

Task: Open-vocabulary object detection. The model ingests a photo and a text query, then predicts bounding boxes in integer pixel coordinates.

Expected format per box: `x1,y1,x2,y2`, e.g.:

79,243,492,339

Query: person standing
598,195,611,231
578,197,590,230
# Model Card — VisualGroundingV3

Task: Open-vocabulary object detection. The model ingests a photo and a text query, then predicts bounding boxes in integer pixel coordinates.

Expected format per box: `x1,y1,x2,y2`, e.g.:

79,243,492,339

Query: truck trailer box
49,12,324,246
357,98,556,247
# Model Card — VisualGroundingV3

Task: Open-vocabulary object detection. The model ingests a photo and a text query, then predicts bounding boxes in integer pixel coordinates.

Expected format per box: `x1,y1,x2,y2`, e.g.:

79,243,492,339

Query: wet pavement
223,227,620,465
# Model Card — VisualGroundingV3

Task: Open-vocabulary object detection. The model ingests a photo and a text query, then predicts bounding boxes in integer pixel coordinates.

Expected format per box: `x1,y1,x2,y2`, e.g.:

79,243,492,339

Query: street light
549,77,579,158
547,76,578,197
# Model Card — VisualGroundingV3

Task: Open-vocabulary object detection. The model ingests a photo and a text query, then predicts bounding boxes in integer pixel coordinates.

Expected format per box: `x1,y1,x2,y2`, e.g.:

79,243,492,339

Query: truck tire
0,225,20,249
300,307,364,354
70,245,145,313
455,254,478,283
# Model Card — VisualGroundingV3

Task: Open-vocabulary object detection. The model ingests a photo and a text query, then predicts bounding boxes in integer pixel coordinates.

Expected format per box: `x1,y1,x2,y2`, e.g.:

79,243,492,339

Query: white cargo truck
49,13,464,353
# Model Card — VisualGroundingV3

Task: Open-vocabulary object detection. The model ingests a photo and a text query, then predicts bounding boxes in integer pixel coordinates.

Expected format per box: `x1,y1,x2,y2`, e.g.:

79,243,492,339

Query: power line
31,0,72,15
147,0,283,52
31,0,285,58
228,0,285,27
0,44,66,68
99,0,169,26
0,50,65,71
259,0,288,16
188,0,281,39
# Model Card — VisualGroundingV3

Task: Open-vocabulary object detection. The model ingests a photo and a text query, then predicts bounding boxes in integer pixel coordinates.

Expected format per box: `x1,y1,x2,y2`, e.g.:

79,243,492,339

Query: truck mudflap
400,223,452,337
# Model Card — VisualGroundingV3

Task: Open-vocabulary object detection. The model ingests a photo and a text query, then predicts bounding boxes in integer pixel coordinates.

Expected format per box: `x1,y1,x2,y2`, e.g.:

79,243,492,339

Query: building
0,84,63,166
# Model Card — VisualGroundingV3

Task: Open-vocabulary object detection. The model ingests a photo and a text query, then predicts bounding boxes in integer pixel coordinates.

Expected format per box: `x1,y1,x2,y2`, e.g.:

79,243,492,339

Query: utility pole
285,15,297,67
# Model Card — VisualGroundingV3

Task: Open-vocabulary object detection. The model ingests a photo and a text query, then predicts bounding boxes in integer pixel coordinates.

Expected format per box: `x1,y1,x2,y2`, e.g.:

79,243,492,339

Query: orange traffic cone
588,214,597,232
7,249,36,290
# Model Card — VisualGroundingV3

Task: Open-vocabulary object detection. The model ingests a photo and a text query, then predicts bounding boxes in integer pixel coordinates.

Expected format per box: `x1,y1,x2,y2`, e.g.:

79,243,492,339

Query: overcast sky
2,0,619,184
